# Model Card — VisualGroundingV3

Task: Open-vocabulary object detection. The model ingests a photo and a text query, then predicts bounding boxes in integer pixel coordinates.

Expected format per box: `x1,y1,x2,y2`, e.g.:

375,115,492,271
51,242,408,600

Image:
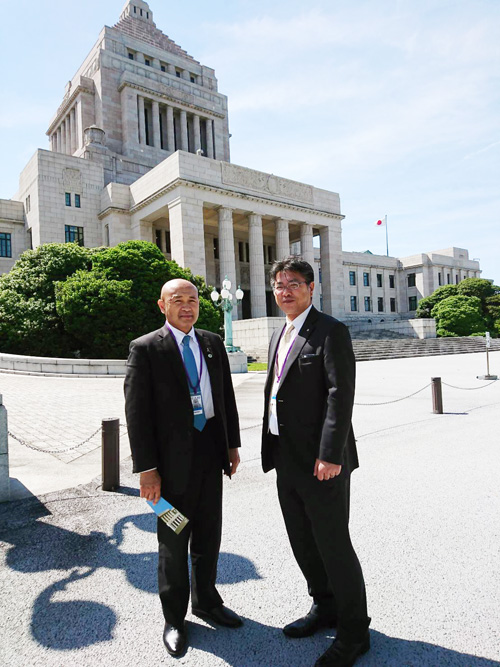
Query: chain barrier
8,426,102,454
442,380,497,391
354,383,431,406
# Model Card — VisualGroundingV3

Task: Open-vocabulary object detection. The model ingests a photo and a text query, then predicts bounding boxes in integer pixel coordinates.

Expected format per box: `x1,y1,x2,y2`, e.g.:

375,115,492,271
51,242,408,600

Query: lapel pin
208,353,213,358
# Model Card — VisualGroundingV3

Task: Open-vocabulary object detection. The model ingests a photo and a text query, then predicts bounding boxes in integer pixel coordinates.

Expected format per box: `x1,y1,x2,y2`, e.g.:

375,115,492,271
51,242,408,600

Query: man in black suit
125,278,242,657
262,258,370,667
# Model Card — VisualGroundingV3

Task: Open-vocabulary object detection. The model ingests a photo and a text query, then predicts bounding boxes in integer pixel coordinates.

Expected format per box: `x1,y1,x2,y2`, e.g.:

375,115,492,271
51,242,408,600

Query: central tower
46,0,230,185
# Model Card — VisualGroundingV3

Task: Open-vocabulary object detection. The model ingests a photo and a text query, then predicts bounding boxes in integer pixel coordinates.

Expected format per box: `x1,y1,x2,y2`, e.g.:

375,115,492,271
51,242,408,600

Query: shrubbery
416,278,500,337
0,241,222,358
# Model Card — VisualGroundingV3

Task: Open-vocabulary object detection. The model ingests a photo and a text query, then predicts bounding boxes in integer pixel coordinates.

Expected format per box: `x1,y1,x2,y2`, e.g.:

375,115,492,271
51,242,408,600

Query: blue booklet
147,497,189,535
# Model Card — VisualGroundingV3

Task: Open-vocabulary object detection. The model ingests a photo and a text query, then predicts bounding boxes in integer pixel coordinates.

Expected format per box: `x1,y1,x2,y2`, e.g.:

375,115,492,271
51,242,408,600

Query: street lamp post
210,276,244,352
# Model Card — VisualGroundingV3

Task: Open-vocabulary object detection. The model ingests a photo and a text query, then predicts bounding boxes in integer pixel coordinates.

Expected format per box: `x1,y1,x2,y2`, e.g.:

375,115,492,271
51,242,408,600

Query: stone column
193,114,201,153
121,88,138,152
0,394,10,502
206,119,214,158
65,115,72,154
300,223,320,309
152,100,161,149
167,196,207,278
60,121,66,154
55,128,61,153
75,99,83,150
70,107,77,153
50,134,56,151
218,207,238,320
138,96,146,145
319,225,344,317
248,213,267,318
275,218,290,260
167,64,176,75
180,110,188,151
166,105,175,152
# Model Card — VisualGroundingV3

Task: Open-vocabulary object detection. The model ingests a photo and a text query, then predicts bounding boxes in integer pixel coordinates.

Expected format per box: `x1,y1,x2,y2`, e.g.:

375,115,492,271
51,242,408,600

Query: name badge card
191,393,203,415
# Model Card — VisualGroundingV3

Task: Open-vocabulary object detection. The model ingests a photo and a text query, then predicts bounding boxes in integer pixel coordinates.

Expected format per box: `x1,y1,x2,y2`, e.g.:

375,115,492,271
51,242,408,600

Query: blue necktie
182,335,206,432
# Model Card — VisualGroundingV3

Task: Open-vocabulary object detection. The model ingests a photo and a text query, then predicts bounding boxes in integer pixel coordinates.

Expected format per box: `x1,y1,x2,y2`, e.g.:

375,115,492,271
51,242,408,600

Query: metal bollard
431,377,443,414
102,418,120,491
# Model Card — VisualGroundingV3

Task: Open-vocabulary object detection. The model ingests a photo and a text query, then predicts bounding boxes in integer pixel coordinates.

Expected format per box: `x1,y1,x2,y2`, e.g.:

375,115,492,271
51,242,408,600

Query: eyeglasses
273,280,308,293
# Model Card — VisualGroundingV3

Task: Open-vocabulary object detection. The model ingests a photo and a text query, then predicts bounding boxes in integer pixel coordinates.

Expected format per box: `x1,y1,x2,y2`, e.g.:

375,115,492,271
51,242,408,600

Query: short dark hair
270,256,314,286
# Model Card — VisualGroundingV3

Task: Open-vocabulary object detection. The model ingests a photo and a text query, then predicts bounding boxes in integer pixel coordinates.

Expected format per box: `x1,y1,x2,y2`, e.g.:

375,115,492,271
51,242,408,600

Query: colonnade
50,103,82,155
124,87,215,157
216,207,320,319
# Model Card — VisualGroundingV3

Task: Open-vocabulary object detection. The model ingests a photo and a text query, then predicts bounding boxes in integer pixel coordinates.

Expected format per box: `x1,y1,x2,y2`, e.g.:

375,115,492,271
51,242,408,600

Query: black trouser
272,436,370,643
158,420,224,627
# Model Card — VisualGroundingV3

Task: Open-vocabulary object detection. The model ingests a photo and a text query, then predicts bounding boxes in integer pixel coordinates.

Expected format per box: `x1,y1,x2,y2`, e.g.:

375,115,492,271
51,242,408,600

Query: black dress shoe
163,623,187,657
192,604,243,628
314,633,370,666
283,611,337,638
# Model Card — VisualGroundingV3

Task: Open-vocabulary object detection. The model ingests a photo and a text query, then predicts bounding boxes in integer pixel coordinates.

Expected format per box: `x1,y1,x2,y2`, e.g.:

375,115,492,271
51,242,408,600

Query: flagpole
385,215,389,256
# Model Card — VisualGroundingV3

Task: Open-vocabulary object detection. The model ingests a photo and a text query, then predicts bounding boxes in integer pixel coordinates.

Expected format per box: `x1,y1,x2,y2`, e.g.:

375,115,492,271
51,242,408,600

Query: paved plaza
1,352,499,666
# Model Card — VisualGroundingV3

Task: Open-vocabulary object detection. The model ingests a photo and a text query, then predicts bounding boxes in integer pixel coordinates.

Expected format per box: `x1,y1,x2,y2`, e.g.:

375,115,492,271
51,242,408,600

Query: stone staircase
352,336,500,362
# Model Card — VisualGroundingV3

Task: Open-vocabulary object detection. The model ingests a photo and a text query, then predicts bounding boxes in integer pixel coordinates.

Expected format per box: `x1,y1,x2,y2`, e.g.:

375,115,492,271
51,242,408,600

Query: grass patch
248,362,268,371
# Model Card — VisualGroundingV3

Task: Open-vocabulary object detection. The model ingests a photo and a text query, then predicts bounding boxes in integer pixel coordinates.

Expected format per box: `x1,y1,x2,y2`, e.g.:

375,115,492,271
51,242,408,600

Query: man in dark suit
262,257,370,667
125,278,242,657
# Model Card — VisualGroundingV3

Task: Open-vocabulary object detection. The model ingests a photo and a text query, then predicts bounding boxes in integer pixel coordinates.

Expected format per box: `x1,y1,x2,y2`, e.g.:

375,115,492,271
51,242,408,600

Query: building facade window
75,194,81,208
408,273,416,287
65,192,71,206
161,65,166,72
25,195,31,213
389,274,395,288
238,241,246,263
363,272,370,287
0,232,12,258
377,273,383,288
350,296,357,311
390,298,396,312
155,229,163,251
65,225,84,246
409,296,418,311
176,70,181,78
128,52,134,60
349,270,356,286
364,296,371,312
213,237,219,260
447,273,451,284
438,272,442,286
378,297,384,312
165,231,171,254
145,58,151,66
455,275,459,284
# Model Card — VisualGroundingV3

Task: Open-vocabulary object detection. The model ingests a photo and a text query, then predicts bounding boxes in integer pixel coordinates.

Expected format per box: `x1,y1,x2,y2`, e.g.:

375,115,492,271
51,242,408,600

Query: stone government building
0,0,481,337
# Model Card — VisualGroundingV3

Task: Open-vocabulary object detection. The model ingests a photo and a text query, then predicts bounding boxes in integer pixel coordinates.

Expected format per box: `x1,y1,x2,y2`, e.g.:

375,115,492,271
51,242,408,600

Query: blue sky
1,0,499,282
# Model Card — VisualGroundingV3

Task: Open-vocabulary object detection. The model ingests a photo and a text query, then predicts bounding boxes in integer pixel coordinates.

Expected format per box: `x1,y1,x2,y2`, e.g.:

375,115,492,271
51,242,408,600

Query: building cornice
46,82,95,135
118,81,225,119
124,177,344,219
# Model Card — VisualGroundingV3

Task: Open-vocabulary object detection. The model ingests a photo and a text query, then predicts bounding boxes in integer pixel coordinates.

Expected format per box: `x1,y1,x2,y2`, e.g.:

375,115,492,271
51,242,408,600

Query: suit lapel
265,325,284,396
195,330,220,394
278,307,319,386
158,324,189,391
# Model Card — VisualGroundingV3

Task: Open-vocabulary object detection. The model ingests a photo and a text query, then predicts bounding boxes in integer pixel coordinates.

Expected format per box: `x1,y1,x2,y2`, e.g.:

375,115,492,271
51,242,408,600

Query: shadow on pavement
190,625,500,667
1,507,262,651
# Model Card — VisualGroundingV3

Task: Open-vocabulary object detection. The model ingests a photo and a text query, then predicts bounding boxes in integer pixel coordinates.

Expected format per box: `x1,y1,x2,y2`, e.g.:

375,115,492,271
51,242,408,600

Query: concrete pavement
1,352,499,666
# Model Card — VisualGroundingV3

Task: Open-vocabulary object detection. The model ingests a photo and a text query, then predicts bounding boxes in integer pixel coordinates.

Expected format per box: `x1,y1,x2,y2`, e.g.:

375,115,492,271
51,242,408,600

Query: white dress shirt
167,322,215,420
269,304,313,435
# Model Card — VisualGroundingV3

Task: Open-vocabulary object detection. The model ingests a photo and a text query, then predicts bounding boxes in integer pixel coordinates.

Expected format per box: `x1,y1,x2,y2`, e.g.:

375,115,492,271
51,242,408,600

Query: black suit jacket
124,324,241,496
261,307,359,476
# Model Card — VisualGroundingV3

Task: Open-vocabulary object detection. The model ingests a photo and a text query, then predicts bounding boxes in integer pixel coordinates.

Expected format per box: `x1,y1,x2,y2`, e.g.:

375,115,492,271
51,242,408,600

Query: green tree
0,240,222,358
456,277,498,301
415,284,458,318
0,243,91,356
431,295,488,337
55,271,137,358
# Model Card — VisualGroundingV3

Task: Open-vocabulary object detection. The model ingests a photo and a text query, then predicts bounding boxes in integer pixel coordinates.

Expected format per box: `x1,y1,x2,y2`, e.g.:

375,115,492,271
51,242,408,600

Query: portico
99,150,345,319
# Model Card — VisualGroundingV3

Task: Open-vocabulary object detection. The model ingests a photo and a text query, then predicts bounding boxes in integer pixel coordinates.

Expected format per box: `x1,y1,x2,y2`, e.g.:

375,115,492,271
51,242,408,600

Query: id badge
191,393,203,415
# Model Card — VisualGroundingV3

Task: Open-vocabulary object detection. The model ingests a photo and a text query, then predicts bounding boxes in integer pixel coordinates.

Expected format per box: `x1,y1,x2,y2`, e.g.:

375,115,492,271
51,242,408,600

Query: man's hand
228,448,240,476
140,469,161,504
314,459,342,481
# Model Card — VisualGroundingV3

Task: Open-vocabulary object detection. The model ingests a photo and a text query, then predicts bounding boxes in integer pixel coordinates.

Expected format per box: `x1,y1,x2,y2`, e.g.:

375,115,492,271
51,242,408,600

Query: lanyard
167,325,204,393
274,327,295,382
